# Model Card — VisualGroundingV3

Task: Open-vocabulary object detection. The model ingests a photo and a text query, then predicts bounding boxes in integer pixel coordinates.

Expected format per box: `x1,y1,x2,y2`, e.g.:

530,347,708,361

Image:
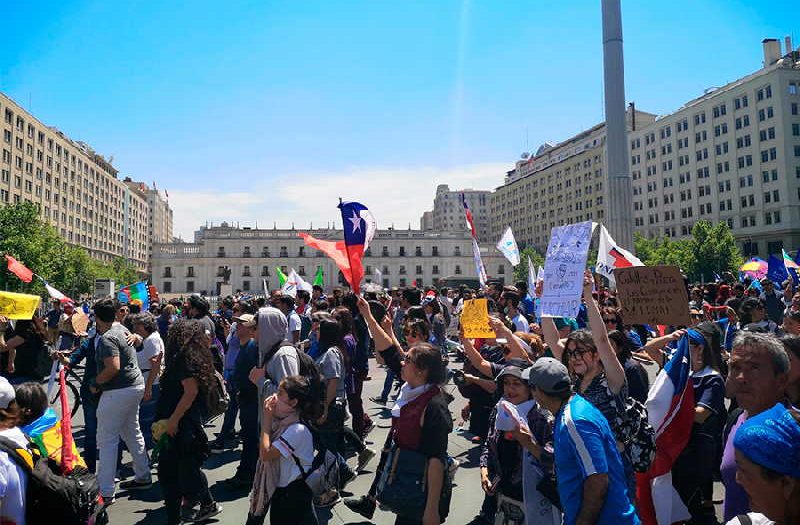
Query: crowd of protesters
0,269,796,525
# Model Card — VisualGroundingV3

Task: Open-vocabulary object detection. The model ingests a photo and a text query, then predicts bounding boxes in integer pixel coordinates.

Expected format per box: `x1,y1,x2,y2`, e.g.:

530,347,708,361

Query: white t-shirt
0,427,28,525
511,313,530,333
137,332,164,385
287,311,302,340
725,513,775,525
273,422,314,488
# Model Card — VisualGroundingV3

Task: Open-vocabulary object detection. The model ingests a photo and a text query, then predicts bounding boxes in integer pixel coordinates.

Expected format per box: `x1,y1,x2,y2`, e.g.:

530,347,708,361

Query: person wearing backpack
248,307,299,402
0,376,26,525
245,375,321,525
156,320,222,524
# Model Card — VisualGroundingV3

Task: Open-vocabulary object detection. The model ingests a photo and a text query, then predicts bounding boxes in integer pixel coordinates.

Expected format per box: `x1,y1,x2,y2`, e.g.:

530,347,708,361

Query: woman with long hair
607,330,649,404
156,320,221,524
246,375,322,525
347,297,452,524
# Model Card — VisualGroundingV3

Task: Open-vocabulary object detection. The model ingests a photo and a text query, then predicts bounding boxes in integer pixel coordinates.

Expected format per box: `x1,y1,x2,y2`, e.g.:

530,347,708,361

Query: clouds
169,162,507,240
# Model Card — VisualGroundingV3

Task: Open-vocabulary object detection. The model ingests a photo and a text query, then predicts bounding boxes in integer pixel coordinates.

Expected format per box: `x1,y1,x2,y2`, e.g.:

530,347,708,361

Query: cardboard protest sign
70,310,90,336
0,291,40,320
461,298,495,338
540,221,592,318
614,265,690,326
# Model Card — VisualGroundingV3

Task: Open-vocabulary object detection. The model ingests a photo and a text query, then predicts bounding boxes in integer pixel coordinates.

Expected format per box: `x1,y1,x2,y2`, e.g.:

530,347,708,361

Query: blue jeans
236,397,259,479
219,378,239,438
139,383,160,450
381,369,396,400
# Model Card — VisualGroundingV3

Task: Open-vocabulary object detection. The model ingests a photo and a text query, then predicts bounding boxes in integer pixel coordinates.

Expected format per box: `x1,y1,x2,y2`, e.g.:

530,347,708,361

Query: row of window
215,245,459,258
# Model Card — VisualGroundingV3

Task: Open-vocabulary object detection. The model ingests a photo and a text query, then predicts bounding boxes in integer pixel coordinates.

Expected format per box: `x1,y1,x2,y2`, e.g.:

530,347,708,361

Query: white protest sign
540,221,592,318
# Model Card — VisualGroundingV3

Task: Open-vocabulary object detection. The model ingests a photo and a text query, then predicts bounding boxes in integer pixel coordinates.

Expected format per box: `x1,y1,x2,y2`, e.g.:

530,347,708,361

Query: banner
495,227,520,267
117,281,150,310
0,291,41,320
460,298,495,338
615,265,691,327
540,221,592,318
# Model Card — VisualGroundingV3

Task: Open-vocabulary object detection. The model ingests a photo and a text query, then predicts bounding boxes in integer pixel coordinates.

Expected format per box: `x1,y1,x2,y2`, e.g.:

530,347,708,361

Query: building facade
489,108,656,252
151,223,508,295
420,184,492,242
0,93,172,271
630,38,800,257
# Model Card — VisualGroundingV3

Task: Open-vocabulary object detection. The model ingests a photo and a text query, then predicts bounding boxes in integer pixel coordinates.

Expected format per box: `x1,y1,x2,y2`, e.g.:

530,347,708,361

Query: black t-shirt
156,357,204,423
418,393,452,459
2,324,46,379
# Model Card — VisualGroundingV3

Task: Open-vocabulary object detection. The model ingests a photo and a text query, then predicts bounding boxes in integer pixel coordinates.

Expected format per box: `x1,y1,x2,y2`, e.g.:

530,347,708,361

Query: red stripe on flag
5,255,34,283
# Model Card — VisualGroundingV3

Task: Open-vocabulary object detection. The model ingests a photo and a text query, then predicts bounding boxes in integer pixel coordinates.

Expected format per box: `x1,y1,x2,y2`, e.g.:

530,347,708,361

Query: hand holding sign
461,299,495,339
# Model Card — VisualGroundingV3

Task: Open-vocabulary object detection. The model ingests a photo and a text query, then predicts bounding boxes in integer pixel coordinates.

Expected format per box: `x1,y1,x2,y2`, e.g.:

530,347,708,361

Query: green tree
0,202,144,298
688,221,744,281
512,247,545,285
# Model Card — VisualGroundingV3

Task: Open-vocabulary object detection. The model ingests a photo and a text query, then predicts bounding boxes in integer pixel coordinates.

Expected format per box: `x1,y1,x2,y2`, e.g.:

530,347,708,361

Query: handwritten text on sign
614,265,690,326
540,221,592,318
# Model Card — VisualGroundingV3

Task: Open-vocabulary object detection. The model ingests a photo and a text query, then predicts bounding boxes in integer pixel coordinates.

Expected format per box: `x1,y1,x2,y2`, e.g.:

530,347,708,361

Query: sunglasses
567,347,591,359
602,318,616,324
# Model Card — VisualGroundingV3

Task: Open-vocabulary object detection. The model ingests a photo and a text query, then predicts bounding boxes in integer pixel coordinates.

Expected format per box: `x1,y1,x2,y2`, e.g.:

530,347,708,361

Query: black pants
237,398,260,479
157,423,213,525
245,478,318,525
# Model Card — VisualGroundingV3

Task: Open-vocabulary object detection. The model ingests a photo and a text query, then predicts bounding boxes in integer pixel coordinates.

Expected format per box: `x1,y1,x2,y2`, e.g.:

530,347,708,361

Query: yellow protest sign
0,291,41,320
461,298,495,339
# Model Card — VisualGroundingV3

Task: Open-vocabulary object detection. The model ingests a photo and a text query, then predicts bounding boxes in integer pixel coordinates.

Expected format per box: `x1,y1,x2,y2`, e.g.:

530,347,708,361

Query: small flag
596,225,644,286
262,278,269,296
374,267,382,283
5,255,34,283
45,283,71,303
527,256,536,300
461,193,478,238
276,267,288,287
281,268,312,298
536,266,544,284
495,227,520,267
117,281,151,310
767,254,789,285
471,238,488,287
313,266,324,287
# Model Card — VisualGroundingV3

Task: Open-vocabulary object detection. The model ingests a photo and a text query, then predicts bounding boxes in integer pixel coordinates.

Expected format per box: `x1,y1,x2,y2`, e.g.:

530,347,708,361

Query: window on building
163,267,172,278
382,266,389,275
382,246,389,256
186,266,195,277
163,281,172,293
279,246,288,257
186,281,195,293
261,266,270,276
243,246,251,257
415,265,423,275
217,247,225,258
455,265,462,275
242,280,250,291
454,246,461,256
432,265,439,275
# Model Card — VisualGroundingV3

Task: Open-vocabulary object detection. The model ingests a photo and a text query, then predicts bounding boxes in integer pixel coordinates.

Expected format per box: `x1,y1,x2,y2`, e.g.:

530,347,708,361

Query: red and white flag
595,225,643,286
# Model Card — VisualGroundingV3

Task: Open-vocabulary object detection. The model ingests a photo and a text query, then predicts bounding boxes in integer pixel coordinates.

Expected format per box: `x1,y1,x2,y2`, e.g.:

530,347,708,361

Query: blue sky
2,0,797,238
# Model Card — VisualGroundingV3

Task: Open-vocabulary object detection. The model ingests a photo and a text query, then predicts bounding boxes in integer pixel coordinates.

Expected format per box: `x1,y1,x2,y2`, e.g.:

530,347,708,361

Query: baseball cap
526,357,572,394
0,377,15,409
233,313,257,328
495,364,524,382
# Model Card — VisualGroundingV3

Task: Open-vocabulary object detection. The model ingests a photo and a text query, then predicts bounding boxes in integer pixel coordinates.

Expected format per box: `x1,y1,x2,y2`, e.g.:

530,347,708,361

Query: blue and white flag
471,238,488,287
496,227,520,267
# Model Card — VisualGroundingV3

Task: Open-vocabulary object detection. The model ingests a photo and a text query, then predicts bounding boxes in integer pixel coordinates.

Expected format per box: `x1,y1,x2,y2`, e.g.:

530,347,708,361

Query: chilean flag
461,193,478,238
300,200,376,291
595,224,644,286
636,331,697,525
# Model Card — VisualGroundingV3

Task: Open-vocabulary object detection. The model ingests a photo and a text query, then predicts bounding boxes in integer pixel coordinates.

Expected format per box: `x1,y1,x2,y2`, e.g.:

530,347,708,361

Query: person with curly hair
156,319,222,524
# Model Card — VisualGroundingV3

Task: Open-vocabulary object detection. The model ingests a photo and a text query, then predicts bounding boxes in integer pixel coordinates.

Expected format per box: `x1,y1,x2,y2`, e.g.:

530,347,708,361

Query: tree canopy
634,220,743,281
512,246,545,285
0,202,143,299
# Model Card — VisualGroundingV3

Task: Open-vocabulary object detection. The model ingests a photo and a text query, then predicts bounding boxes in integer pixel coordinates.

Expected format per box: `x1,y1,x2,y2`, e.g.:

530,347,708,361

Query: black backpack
0,436,108,525
204,368,231,422
295,346,326,421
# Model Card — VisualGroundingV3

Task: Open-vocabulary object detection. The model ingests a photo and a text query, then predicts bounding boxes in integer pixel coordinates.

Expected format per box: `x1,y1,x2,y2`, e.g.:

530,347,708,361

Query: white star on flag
349,211,362,233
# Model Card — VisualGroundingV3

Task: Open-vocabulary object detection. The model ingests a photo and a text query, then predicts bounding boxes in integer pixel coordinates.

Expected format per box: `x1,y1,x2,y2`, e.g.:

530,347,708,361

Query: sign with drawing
540,221,592,318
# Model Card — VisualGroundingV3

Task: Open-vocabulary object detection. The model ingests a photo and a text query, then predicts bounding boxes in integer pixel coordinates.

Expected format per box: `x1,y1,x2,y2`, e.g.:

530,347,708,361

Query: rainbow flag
117,281,150,310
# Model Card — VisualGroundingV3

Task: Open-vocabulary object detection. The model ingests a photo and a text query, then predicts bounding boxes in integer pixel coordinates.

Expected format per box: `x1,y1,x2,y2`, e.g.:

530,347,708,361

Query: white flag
595,225,644,286
45,283,70,302
471,238,488,287
262,278,269,296
536,266,544,283
527,257,536,300
496,227,521,267
281,268,312,298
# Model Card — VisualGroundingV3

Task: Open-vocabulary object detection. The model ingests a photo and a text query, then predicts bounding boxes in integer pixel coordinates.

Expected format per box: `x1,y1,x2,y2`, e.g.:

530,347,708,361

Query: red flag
299,233,361,290
58,368,75,474
5,255,34,283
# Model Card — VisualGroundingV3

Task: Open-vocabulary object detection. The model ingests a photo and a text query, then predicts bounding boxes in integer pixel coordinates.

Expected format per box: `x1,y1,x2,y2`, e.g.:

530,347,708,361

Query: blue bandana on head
685,328,706,346
734,403,800,479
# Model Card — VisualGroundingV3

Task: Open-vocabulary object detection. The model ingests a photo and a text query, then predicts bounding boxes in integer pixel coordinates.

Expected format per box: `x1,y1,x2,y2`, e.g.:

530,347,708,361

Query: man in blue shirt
527,357,639,525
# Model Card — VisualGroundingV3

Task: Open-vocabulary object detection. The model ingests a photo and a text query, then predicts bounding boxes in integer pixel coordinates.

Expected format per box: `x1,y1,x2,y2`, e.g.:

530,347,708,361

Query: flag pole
339,197,359,295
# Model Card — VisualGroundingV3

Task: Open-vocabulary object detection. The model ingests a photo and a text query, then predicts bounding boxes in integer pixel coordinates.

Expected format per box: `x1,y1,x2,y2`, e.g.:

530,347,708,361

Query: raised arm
541,316,565,362
458,334,494,378
582,271,625,395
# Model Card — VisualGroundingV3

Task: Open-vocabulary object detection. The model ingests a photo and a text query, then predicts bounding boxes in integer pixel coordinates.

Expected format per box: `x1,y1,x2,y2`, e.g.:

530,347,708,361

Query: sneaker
369,396,387,405
343,495,376,519
314,488,341,508
186,502,222,522
339,466,357,488
356,448,376,471
119,477,153,490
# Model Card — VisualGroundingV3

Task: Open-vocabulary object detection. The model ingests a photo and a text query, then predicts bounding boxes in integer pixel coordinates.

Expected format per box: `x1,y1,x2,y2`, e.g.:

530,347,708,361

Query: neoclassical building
151,223,509,295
